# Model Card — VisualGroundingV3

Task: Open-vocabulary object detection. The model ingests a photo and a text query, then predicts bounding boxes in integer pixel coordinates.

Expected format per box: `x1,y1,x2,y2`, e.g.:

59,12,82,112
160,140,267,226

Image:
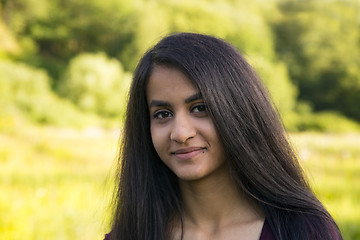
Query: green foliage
273,0,360,120
59,53,131,118
131,0,277,59
286,108,360,133
1,0,138,76
0,60,100,127
299,112,360,133
249,56,297,116
1,0,360,129
0,19,20,58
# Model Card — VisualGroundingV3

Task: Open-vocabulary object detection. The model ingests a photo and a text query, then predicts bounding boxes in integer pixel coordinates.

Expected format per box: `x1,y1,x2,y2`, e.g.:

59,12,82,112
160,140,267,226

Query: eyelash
192,104,207,113
152,110,173,120
152,103,207,120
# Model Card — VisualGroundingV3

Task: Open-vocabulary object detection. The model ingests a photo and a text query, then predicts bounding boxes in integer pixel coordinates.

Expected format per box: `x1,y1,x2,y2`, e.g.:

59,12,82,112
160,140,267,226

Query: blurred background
0,0,359,239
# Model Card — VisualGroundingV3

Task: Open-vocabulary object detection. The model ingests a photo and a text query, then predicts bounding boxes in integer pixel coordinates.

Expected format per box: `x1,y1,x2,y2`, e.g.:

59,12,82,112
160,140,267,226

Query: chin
174,169,207,182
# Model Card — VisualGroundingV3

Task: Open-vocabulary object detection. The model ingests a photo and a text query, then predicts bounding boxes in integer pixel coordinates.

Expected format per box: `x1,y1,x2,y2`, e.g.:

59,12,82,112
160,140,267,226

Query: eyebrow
185,92,203,104
149,92,203,108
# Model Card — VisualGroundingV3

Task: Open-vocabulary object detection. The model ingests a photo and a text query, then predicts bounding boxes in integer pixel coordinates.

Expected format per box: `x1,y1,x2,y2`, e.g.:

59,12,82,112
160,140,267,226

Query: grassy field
0,123,359,239
290,133,360,240
0,123,118,240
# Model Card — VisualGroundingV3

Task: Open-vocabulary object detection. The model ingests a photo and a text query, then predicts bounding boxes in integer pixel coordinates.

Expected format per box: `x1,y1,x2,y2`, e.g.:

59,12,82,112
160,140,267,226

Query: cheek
201,120,219,142
201,121,224,155
150,125,168,157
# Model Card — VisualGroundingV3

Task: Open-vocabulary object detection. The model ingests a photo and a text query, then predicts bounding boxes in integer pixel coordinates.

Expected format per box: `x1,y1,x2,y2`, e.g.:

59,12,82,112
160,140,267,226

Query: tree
59,52,131,118
1,0,138,78
273,0,360,120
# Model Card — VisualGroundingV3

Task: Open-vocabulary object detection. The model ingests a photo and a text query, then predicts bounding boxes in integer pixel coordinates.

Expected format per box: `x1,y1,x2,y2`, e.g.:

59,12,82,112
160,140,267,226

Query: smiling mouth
171,147,206,160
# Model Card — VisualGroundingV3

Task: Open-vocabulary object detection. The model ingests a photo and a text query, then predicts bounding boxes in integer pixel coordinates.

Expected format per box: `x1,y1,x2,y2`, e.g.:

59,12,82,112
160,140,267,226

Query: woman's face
147,65,227,181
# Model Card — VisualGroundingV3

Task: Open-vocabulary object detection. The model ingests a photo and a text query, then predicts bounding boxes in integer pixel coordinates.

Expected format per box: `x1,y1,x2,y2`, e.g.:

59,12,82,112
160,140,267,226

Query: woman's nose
170,114,196,143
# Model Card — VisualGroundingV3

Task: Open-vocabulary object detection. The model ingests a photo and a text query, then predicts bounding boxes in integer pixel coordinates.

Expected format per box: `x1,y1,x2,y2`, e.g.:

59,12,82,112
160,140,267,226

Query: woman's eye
153,110,172,119
192,104,207,113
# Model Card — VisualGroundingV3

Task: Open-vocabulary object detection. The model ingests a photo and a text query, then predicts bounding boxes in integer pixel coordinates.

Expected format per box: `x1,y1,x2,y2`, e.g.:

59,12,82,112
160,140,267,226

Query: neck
179,165,264,230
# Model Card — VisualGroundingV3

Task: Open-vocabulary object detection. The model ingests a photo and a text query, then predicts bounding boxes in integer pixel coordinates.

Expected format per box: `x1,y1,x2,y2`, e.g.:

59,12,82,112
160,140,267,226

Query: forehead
146,65,198,101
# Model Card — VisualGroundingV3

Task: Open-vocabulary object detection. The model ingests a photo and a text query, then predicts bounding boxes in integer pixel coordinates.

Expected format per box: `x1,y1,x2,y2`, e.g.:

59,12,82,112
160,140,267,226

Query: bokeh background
0,0,359,239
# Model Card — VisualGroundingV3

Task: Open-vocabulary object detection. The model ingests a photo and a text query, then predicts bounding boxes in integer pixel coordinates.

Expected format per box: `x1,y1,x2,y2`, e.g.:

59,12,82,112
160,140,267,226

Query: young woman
105,33,342,240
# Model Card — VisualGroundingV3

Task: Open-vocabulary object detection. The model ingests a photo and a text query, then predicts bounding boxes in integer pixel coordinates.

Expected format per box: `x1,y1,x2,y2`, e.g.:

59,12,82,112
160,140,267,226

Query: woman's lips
171,147,206,160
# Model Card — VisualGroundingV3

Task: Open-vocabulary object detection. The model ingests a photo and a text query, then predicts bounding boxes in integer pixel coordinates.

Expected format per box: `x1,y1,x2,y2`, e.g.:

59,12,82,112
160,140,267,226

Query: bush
59,52,131,118
249,56,297,117
0,60,100,128
284,108,360,133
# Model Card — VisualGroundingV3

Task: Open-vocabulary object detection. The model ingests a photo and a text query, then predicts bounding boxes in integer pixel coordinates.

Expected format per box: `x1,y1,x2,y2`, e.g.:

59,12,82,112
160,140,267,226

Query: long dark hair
109,32,342,240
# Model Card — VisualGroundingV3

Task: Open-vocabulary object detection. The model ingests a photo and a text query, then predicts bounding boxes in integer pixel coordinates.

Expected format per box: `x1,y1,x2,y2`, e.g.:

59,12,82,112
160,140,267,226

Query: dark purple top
259,219,276,240
104,233,110,240
104,219,275,240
